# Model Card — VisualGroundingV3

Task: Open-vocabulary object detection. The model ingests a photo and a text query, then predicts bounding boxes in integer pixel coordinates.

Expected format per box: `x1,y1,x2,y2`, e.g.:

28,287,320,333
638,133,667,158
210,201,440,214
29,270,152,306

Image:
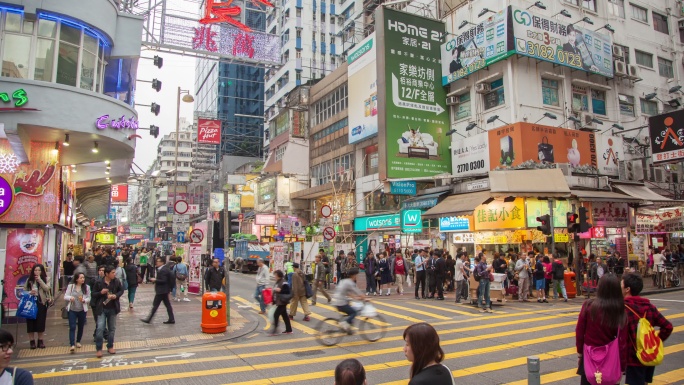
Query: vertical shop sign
377,8,451,179
649,110,684,164
348,33,379,144
3,229,44,306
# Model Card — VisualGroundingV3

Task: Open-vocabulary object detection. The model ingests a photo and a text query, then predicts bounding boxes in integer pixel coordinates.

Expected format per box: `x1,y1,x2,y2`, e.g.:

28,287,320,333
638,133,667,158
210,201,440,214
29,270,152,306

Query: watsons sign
348,38,373,64
353,211,423,233
96,115,139,130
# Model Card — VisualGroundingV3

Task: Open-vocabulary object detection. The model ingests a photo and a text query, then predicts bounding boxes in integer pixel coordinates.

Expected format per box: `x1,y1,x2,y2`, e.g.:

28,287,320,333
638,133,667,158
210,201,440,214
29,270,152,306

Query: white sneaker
182,298,191,302
338,321,351,331
365,292,369,295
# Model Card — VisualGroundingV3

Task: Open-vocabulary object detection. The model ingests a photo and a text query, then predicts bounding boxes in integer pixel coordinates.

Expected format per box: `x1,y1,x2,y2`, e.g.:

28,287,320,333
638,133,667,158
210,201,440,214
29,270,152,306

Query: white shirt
455,259,464,281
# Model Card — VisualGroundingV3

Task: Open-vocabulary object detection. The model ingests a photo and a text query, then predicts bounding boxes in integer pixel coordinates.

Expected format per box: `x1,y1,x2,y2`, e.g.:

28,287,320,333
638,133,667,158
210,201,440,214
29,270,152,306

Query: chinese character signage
591,202,629,227
526,198,569,228
111,184,128,205
487,123,597,169
129,224,147,235
453,232,475,243
390,181,416,195
441,8,511,85
649,110,684,165
451,132,490,177
401,209,422,233
353,213,401,232
595,135,623,176
348,33,379,144
227,193,241,212
200,0,273,32
255,214,277,226
376,8,451,179
197,118,221,144
440,216,472,232
474,197,526,230
511,6,613,77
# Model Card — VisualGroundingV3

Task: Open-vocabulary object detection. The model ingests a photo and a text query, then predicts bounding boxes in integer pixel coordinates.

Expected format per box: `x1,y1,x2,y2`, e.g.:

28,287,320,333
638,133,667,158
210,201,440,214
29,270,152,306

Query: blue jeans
95,308,117,351
477,280,491,309
254,285,266,312
336,304,357,325
287,272,293,287
128,286,137,304
68,310,87,346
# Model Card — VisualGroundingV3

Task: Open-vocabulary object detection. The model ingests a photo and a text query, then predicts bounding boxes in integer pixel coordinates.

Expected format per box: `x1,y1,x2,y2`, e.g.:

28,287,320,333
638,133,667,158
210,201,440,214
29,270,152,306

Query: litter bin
201,291,228,333
564,271,576,299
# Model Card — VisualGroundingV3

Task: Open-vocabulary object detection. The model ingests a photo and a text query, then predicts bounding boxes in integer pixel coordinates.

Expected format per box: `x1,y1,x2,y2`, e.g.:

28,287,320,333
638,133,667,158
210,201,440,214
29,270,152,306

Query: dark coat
153,265,174,294
91,278,124,315
204,266,225,291
124,264,139,289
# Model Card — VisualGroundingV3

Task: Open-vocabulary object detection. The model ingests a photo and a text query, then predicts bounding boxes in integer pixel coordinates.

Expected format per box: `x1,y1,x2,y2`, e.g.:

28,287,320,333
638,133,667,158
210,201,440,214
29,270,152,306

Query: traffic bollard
527,356,540,385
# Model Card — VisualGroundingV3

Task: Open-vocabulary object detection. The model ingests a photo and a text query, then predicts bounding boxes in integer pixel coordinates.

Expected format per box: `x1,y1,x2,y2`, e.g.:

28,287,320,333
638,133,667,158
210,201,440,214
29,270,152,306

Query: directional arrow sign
156,352,195,360
392,74,445,115
322,226,336,241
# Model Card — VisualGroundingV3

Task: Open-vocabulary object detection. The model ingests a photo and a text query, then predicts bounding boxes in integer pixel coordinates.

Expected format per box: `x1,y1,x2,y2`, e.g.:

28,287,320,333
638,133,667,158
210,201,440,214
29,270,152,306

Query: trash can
564,271,576,299
201,291,228,333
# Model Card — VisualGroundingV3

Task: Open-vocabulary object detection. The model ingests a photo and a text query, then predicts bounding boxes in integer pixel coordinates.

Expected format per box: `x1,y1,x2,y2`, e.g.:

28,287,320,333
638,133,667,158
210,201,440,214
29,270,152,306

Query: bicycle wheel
359,314,387,342
672,272,681,287
315,318,346,346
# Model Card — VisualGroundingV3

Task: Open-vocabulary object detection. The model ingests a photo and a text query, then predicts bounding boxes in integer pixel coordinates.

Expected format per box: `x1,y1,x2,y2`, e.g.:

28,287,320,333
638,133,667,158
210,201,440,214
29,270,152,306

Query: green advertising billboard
376,7,451,180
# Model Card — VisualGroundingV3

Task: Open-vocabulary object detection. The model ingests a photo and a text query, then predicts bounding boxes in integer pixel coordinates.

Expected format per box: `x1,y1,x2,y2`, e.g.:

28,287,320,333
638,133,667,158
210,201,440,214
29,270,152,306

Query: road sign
238,213,244,221
187,204,200,215
174,200,189,215
189,228,204,243
322,226,336,241
320,204,332,218
173,215,189,223
293,220,302,235
177,231,185,243
319,218,333,227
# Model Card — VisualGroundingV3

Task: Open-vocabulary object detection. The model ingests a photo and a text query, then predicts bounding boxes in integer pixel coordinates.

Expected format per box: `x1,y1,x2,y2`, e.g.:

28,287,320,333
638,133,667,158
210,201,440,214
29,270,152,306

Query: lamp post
173,87,194,223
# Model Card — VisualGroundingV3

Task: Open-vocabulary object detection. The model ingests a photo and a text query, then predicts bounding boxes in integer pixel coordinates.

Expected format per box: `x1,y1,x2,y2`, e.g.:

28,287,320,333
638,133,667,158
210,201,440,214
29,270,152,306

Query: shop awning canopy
613,184,680,206
570,189,642,203
488,169,571,198
423,191,492,218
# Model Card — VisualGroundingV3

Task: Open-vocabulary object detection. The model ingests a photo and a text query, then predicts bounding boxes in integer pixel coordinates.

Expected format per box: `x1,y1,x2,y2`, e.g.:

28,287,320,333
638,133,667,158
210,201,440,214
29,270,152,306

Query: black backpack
552,262,564,280
473,264,482,281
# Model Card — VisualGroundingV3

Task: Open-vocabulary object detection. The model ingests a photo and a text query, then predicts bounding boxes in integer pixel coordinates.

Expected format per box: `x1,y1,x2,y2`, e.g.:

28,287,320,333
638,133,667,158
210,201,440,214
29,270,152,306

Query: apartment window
607,0,625,18
296,29,301,38
653,12,669,34
615,44,630,64
296,8,301,17
640,98,658,115
658,57,674,78
483,78,505,110
452,93,471,120
631,4,647,22
591,90,606,116
274,145,287,161
572,86,589,112
619,94,635,116
296,50,301,58
364,145,379,176
565,0,596,12
541,78,560,107
635,50,653,68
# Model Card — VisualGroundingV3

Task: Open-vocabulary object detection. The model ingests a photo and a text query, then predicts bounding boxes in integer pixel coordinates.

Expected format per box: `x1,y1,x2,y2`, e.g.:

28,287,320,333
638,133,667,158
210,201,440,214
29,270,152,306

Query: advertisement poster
271,242,285,272
649,110,684,164
511,6,613,77
525,198,569,228
451,132,490,177
487,123,596,169
188,244,202,294
595,135,623,176
474,197,525,230
441,8,511,85
111,184,129,205
209,192,225,211
377,8,451,179
197,119,221,144
3,229,44,307
348,33,379,144
226,194,241,213
0,140,60,224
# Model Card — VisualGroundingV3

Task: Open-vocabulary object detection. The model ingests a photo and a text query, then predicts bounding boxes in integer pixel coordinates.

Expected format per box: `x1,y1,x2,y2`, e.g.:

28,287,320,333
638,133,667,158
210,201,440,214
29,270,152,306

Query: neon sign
96,115,139,130
200,0,274,32
0,89,28,107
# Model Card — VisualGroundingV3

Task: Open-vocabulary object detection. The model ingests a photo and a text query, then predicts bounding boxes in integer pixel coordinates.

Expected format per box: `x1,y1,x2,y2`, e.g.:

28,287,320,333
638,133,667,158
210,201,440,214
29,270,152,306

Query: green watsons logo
347,39,373,64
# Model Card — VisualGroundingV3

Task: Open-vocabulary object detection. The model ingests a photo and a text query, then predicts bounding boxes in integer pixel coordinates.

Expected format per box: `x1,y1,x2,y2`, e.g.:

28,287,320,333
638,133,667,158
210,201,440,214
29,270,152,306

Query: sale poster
3,228,44,306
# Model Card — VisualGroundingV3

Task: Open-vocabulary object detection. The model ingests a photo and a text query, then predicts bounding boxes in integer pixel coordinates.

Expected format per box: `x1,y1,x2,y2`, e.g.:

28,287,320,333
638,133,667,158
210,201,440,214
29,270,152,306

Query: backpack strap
625,304,645,318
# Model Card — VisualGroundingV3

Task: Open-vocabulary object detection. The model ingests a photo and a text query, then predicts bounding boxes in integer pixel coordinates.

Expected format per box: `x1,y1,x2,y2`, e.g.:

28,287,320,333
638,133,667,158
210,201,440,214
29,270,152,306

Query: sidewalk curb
641,286,684,296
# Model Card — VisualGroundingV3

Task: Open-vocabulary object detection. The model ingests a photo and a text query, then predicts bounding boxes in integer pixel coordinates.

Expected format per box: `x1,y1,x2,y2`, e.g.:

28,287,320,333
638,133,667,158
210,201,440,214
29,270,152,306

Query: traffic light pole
548,199,555,255
571,203,582,294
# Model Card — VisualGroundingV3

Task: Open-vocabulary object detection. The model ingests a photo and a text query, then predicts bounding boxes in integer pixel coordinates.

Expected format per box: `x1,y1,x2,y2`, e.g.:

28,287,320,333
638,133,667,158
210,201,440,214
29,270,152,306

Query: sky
133,53,197,173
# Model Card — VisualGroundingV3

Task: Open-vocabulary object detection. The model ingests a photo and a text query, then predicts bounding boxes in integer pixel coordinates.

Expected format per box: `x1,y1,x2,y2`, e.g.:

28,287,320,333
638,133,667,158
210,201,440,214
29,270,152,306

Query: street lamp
173,87,195,214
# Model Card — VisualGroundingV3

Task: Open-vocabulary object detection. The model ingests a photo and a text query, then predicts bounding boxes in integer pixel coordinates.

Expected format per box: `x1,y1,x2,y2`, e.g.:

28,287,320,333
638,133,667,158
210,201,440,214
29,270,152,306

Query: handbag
17,293,37,319
537,136,554,163
304,280,314,299
61,306,69,319
583,328,622,385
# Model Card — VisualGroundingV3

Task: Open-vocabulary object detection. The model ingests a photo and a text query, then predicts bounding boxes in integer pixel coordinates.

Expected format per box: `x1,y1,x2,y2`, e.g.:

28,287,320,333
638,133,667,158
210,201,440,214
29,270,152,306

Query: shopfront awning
570,189,642,203
401,192,447,210
488,169,571,198
423,191,492,218
613,184,682,206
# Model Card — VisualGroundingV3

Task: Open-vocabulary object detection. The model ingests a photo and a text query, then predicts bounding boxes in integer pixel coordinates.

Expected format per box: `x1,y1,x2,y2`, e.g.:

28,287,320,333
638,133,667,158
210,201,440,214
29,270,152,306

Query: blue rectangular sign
390,181,417,195
439,216,471,232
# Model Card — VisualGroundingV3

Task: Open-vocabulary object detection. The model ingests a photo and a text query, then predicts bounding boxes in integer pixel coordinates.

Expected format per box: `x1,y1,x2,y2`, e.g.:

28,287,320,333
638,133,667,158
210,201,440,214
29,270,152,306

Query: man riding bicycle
332,267,366,331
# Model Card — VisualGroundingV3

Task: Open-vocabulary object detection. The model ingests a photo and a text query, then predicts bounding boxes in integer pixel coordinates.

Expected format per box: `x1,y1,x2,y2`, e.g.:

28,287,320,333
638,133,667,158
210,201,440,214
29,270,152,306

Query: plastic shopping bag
17,293,38,320
359,303,378,317
262,288,273,305
267,305,276,324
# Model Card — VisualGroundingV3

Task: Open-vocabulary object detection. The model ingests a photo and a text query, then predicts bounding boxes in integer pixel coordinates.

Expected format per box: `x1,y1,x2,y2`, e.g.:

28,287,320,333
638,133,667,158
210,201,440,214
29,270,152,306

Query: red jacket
575,301,628,371
624,296,673,367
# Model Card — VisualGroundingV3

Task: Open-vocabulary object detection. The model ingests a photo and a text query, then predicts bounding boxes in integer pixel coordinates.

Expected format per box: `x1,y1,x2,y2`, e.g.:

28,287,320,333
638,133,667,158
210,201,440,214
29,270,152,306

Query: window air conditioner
612,45,624,58
475,83,491,94
446,96,459,106
581,112,595,127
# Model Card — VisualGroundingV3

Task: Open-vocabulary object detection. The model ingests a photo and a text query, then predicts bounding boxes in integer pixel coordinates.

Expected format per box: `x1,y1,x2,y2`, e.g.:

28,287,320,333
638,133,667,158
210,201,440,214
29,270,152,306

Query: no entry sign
322,226,336,241
189,228,204,243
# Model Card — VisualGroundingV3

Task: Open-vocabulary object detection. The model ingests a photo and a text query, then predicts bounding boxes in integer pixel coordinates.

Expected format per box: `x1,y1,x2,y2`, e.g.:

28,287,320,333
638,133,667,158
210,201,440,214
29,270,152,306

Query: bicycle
664,264,681,288
315,302,387,346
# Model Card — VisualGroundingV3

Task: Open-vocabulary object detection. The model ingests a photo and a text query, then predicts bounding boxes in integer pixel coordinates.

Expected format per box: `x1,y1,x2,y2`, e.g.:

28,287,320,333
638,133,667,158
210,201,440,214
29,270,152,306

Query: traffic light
153,55,163,69
227,211,241,247
536,214,551,235
579,207,592,233
151,78,162,92
150,103,161,116
567,212,579,233
150,125,159,138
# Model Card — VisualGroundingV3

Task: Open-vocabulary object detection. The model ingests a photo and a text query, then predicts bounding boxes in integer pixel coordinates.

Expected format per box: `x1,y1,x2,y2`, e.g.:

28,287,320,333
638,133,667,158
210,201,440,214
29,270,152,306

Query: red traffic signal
536,214,551,235
567,212,579,233
579,207,592,233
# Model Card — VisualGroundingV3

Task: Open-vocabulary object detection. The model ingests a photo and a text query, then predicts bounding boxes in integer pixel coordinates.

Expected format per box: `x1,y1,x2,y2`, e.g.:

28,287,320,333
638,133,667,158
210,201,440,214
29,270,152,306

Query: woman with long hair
0,328,34,384
403,323,454,384
575,274,627,385
334,358,366,385
23,264,52,349
64,273,91,352
124,257,139,310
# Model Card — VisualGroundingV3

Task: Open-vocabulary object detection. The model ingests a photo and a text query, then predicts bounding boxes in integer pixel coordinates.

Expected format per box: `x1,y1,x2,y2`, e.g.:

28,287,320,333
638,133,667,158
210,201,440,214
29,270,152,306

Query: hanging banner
377,8,451,179
595,136,623,176
451,132,490,177
188,244,202,294
348,33,379,144
441,8,511,85
649,110,684,165
3,228,44,307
